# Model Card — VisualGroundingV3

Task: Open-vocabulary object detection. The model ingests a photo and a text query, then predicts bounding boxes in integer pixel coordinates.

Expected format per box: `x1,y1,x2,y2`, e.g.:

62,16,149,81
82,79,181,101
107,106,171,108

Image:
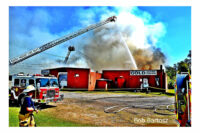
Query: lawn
9,107,91,127
166,89,175,94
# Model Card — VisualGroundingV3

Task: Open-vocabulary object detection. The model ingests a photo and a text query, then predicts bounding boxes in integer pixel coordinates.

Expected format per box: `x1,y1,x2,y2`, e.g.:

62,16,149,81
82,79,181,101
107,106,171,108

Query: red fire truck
9,73,63,105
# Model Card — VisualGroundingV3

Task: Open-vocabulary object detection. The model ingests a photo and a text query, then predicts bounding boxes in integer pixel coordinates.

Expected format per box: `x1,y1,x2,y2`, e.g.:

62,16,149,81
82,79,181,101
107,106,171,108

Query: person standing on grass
18,85,38,127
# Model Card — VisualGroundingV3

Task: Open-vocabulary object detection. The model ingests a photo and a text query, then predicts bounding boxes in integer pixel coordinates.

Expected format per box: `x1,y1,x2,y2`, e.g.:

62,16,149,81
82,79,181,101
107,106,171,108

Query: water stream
119,32,138,69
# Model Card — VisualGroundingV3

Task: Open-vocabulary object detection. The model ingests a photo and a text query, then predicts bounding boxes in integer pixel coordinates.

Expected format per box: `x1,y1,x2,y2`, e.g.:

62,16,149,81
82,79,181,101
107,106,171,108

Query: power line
9,67,42,70
42,52,65,58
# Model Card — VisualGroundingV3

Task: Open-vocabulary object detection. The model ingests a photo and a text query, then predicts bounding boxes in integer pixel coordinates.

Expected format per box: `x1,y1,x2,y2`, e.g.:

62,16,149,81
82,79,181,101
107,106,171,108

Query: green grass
9,107,91,127
9,107,20,127
166,89,175,94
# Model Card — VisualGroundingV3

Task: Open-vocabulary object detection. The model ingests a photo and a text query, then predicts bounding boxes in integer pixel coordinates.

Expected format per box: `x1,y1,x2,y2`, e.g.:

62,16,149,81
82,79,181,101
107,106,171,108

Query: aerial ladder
9,16,117,65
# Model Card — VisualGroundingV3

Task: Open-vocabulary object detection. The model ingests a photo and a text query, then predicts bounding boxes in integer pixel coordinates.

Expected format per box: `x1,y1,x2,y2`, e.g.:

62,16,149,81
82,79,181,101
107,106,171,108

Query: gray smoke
77,25,166,71
66,9,167,71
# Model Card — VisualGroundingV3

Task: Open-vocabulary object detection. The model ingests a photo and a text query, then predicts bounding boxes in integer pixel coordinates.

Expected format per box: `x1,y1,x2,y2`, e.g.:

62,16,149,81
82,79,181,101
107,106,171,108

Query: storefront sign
130,70,157,75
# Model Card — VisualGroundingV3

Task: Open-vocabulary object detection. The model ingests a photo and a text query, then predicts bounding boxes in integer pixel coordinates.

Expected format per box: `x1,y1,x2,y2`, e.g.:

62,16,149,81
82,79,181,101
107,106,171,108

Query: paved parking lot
61,91,174,107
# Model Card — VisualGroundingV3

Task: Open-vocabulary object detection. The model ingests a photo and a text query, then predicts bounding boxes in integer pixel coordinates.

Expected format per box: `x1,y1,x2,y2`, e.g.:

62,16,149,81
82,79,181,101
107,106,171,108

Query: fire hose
153,104,175,115
35,104,45,111
104,104,175,115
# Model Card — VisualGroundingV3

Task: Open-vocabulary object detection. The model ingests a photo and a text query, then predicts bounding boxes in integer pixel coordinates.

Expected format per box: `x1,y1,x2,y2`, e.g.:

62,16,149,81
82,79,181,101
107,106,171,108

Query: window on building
155,77,160,86
74,74,79,77
58,73,68,88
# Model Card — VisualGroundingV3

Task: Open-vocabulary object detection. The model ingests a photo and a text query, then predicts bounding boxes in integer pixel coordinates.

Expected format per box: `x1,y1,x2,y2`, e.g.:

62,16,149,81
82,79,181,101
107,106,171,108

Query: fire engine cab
9,73,63,105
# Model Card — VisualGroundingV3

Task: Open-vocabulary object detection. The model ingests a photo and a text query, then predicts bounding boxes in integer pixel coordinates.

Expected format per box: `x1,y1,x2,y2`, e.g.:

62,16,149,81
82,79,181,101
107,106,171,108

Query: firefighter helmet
23,85,36,93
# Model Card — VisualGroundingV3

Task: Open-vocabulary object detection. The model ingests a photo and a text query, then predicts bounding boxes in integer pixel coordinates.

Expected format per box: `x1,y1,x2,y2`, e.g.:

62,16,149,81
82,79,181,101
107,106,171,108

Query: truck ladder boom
9,16,117,65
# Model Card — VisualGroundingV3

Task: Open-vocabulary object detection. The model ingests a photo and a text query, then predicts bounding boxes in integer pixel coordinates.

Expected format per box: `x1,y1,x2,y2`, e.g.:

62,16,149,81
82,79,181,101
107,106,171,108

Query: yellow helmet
23,85,36,93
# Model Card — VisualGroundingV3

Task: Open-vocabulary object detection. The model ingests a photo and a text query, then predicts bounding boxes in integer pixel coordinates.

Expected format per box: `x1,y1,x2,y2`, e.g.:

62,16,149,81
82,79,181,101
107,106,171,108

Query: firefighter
18,85,38,127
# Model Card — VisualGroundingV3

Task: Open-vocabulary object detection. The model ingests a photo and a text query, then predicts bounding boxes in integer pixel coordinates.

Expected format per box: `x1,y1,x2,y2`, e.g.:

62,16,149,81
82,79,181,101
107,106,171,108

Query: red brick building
41,67,101,91
98,65,167,90
41,65,167,91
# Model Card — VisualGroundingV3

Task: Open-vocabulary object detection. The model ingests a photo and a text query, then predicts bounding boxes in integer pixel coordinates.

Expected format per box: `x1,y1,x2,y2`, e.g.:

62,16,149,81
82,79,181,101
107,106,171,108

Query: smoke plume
74,9,167,71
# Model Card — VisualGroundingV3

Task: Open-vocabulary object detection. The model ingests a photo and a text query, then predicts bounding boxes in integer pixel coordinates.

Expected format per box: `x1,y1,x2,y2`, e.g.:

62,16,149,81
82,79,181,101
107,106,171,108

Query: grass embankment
166,89,175,94
9,107,90,127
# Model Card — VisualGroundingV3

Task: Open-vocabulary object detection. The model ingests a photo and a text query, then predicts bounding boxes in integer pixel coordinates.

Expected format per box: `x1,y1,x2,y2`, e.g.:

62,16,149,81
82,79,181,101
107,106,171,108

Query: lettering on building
130,70,157,75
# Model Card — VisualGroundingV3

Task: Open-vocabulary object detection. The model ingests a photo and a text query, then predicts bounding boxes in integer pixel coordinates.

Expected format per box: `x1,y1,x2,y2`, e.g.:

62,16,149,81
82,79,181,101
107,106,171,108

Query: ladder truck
9,16,117,65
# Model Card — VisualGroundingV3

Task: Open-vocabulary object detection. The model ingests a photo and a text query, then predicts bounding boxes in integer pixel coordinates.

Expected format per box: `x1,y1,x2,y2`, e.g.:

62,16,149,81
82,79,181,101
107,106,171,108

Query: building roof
43,67,90,70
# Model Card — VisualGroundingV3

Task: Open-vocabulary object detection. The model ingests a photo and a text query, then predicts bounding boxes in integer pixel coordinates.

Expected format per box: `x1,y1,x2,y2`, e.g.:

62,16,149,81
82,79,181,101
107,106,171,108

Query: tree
187,50,191,58
165,65,176,79
165,50,191,89
187,50,191,73
177,61,189,73
177,50,191,73
165,65,176,89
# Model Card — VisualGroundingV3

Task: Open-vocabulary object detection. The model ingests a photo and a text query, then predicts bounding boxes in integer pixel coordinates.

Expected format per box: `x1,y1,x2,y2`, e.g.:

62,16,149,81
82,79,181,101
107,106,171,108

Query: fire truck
9,73,63,105
175,72,191,126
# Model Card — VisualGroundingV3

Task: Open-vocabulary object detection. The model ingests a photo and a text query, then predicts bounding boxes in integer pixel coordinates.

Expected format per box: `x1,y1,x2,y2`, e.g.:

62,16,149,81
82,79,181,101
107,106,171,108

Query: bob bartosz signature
134,117,169,124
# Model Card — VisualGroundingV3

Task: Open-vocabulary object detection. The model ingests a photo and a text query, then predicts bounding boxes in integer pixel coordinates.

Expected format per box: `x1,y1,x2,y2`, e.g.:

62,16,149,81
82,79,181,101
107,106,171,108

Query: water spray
119,32,138,69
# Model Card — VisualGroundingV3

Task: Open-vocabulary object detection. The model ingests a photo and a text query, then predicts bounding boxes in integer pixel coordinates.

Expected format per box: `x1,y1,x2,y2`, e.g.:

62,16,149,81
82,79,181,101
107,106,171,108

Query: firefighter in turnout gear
18,85,38,127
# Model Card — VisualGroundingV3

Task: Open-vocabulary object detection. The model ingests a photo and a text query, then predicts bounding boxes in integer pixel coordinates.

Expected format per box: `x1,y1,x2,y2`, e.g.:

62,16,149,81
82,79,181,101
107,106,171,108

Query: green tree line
165,50,191,89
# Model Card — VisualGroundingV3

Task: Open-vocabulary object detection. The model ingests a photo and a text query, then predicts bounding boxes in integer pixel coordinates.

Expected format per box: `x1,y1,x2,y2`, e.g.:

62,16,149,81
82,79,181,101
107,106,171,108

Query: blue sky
138,6,191,65
9,6,191,73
